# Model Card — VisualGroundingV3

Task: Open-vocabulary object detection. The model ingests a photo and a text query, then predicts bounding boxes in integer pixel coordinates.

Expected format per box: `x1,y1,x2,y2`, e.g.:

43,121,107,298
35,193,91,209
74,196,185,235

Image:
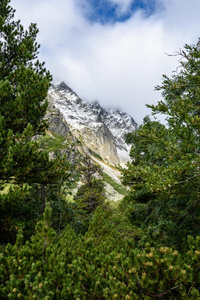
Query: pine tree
0,0,70,243
122,39,200,247
74,155,106,233
0,0,70,185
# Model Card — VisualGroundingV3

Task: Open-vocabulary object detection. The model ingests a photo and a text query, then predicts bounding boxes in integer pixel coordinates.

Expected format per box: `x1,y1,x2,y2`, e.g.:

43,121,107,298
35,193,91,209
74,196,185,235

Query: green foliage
72,155,106,233
77,155,103,185
2,2,200,298
76,180,105,214
27,180,75,234
74,179,106,234
122,39,200,248
1,205,200,299
103,172,127,196
0,0,69,186
0,0,71,243
39,133,67,152
0,185,41,244
88,148,103,161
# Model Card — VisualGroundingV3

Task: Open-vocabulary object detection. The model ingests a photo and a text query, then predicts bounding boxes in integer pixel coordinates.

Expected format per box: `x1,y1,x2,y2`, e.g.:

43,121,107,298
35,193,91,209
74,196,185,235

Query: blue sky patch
85,0,156,24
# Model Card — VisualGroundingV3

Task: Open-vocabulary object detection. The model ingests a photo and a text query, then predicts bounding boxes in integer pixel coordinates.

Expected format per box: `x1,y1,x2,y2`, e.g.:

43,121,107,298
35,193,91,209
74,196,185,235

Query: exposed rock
45,94,70,137
48,82,137,167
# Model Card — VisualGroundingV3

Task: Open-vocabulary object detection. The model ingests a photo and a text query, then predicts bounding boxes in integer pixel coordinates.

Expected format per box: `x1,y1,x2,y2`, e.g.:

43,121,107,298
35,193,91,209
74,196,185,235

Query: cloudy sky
11,0,200,123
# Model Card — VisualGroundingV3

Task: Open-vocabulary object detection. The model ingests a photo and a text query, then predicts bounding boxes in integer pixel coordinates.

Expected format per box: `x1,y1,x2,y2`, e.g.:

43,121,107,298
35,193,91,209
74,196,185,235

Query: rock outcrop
47,82,137,167
45,93,70,137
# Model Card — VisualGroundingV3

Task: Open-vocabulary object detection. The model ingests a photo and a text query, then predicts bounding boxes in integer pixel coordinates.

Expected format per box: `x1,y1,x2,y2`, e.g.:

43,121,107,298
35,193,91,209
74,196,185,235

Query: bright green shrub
1,205,200,299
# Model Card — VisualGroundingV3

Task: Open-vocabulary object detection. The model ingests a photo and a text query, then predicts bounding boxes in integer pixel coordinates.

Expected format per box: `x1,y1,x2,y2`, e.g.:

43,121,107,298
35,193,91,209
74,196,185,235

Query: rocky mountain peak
55,81,74,94
48,82,137,166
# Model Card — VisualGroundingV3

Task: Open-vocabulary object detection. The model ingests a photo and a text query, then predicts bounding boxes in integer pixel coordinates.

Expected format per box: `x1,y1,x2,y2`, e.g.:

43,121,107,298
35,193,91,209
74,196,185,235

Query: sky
10,0,200,124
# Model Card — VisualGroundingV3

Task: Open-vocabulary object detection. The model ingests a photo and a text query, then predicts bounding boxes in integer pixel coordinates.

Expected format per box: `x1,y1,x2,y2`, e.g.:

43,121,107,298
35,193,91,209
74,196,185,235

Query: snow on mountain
48,82,137,166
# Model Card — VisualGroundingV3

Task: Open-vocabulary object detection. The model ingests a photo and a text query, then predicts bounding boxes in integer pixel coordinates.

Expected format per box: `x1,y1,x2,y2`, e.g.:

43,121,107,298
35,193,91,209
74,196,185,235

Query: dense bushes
1,204,200,300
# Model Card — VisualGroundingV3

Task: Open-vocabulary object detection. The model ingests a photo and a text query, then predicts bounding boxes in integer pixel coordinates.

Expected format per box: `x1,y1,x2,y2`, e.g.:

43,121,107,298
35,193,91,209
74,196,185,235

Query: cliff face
45,93,70,137
47,82,137,167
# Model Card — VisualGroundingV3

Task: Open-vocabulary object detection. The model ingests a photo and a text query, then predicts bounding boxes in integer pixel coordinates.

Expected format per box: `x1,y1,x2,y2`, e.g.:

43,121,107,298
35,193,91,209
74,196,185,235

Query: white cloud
10,0,200,124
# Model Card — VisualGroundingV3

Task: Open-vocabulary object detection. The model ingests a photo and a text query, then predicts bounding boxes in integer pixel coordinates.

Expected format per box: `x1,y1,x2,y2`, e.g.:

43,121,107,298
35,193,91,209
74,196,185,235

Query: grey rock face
48,113,69,137
47,82,137,166
45,94,69,137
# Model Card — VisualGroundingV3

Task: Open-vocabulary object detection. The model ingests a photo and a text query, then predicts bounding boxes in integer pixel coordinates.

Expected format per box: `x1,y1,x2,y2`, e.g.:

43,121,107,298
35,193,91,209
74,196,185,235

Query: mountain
47,82,137,167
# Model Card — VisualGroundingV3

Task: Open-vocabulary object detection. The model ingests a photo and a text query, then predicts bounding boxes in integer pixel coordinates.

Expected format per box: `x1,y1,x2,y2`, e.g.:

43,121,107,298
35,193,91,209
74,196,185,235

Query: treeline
1,0,200,299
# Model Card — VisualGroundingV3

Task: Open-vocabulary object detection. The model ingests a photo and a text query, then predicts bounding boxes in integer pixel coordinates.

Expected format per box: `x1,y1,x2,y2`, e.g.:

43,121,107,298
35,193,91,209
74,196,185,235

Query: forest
1,0,200,299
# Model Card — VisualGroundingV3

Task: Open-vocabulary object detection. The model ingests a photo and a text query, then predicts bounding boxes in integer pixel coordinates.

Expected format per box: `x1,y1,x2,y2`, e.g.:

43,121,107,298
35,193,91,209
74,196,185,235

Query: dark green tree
122,39,200,247
74,155,106,233
0,0,70,243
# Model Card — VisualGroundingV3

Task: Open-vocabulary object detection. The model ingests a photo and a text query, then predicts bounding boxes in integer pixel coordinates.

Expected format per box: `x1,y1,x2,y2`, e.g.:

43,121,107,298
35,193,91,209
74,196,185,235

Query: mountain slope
48,82,137,167
45,82,137,202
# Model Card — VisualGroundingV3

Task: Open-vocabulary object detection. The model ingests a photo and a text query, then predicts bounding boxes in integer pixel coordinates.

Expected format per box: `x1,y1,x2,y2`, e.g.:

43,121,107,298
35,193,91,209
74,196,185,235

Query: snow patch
48,82,137,166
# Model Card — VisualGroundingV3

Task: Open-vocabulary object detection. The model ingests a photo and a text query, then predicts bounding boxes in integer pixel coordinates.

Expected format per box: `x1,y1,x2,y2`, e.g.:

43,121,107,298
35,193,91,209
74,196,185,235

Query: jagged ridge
47,82,137,166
